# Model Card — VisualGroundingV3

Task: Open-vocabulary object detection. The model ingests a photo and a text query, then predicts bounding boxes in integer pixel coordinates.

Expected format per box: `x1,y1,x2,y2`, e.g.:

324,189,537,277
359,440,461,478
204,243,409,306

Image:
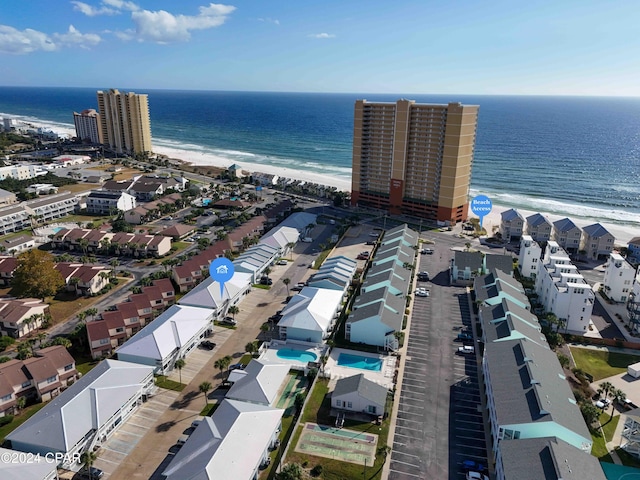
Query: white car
276,260,288,265
466,472,488,480
458,345,475,355
415,288,429,297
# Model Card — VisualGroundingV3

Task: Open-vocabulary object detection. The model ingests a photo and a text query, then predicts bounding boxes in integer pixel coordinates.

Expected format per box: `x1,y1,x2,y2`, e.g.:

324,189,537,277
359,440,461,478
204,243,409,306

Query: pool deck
259,341,325,369
326,348,396,389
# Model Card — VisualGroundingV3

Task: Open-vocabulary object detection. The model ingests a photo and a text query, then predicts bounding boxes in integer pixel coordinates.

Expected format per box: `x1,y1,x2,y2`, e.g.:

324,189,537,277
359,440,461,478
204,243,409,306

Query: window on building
21,381,31,388
336,400,342,407
347,402,353,409
99,338,109,345
0,393,11,402
47,375,57,384
64,364,73,371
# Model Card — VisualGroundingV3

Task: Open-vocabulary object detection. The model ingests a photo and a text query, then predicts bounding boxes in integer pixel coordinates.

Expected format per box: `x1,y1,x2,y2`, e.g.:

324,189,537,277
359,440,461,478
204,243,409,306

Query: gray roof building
333,373,388,407
480,298,547,347
474,270,530,308
226,359,290,406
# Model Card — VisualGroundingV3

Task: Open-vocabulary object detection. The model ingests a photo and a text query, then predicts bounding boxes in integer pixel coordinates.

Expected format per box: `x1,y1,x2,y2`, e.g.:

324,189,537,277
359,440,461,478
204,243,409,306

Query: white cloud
258,17,280,26
102,0,139,12
71,1,117,16
130,3,236,43
113,28,136,41
53,25,101,48
309,33,335,39
0,24,101,54
0,25,56,54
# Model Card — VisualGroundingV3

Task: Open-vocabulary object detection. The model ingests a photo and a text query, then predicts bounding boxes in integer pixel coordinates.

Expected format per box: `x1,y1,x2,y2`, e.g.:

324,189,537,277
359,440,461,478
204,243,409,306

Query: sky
1,0,639,96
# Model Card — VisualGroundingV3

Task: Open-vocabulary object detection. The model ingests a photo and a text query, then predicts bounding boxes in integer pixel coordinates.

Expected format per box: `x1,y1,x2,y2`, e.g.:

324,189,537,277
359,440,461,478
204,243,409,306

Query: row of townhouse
450,250,514,285
0,256,17,286
55,262,111,297
86,190,137,215
102,175,187,201
123,192,184,224
0,164,46,181
0,346,79,417
0,297,50,338
0,192,79,236
86,277,175,358
346,225,418,350
474,271,606,480
523,240,595,334
500,209,615,260
52,228,172,257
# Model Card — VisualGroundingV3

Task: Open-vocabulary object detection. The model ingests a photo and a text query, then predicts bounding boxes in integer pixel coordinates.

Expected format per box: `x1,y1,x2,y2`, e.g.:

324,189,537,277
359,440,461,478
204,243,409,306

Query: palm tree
599,381,614,401
245,341,258,357
286,242,296,260
109,258,119,277
214,355,232,377
227,305,239,319
199,381,212,406
174,358,186,384
80,451,97,479
611,388,627,417
77,311,88,323
282,277,291,296
377,444,392,462
263,267,271,280
85,308,98,321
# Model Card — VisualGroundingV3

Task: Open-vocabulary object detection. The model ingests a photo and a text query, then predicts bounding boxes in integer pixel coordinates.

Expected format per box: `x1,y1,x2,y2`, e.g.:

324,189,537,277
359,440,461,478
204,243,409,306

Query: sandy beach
19,118,640,245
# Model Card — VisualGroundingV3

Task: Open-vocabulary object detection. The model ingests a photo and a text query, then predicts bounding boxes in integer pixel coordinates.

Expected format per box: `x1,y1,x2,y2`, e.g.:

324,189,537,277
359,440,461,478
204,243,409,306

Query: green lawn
570,347,640,381
0,402,47,443
200,401,220,416
155,375,186,392
75,355,100,376
592,412,620,459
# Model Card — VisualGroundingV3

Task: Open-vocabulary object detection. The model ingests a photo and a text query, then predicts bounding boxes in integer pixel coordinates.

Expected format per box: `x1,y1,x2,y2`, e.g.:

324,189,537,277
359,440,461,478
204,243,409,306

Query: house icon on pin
216,265,228,275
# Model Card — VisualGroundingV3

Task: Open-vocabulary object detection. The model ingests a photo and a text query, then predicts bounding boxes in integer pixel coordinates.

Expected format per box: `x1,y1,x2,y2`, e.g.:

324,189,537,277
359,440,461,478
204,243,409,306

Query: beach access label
470,195,492,227
210,257,234,297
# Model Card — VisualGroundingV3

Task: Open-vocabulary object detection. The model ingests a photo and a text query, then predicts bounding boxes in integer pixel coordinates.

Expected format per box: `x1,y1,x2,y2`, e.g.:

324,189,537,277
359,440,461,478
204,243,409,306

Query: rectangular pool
337,353,382,372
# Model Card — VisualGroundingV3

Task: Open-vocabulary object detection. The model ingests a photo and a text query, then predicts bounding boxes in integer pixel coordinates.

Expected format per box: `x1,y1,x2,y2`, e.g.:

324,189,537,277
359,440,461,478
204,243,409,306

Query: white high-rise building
535,241,594,334
73,109,102,144
603,253,635,303
518,235,542,279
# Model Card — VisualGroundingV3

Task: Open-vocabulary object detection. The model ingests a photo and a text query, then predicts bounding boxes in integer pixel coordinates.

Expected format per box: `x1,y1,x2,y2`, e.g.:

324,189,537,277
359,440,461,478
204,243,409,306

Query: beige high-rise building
97,89,152,155
351,99,479,224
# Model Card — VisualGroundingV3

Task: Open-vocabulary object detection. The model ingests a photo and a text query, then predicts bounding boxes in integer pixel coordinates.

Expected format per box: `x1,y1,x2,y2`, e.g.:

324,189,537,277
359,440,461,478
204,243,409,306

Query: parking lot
388,239,488,480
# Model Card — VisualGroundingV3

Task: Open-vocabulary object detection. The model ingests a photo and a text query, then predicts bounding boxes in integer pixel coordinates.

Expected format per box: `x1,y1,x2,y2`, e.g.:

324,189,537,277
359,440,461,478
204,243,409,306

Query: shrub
0,415,13,427
311,465,323,477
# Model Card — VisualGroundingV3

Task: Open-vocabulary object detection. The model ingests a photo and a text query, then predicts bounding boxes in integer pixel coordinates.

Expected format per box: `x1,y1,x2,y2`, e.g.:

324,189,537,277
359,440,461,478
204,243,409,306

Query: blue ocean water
0,87,639,227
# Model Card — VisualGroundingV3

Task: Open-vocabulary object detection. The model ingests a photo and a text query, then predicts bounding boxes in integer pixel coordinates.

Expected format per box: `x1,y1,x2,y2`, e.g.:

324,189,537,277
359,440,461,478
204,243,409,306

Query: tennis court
295,422,377,465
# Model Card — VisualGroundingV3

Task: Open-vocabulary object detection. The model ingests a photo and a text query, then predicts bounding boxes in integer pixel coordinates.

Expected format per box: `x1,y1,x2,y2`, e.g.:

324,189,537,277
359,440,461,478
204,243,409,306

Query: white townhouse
6,359,155,468
581,223,615,261
525,213,553,243
552,218,582,254
233,243,279,283
259,225,300,256
163,399,283,480
500,208,524,243
603,253,635,303
178,272,252,320
116,304,213,374
535,242,594,334
0,164,45,181
518,235,542,279
86,191,137,215
226,359,290,406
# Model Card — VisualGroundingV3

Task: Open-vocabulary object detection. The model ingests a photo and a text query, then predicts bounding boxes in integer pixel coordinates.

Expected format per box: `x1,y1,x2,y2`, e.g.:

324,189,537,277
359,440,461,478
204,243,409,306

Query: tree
282,277,291,296
175,358,186,385
599,381,614,400
245,341,258,356
52,337,72,349
557,353,570,369
611,388,627,417
286,242,296,260
214,355,232,377
263,267,271,279
581,403,600,426
16,396,26,412
85,308,98,321
227,305,239,319
80,451,97,479
199,381,212,406
12,250,65,301
277,463,303,480
294,392,305,412
377,444,392,461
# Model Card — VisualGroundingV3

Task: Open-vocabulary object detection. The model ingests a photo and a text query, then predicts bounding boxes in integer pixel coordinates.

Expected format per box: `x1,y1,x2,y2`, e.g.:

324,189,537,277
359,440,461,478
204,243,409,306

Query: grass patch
0,402,47,443
570,347,640,381
240,354,253,366
591,413,620,459
252,284,271,290
74,353,100,376
601,412,619,442
311,248,332,269
171,241,190,251
213,322,236,330
155,375,186,392
200,401,220,416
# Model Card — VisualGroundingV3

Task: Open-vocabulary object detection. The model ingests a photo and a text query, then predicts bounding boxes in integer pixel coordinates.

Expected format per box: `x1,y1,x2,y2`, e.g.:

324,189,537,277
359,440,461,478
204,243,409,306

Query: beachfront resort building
603,253,635,303
551,218,582,254
534,241,594,334
499,209,524,243
350,99,479,224
518,235,542,279
96,89,152,155
73,109,102,144
525,213,552,243
580,223,615,261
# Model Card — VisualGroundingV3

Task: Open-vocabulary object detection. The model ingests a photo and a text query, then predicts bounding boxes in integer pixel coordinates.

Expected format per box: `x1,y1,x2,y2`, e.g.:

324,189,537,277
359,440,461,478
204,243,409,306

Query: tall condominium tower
96,89,152,155
73,109,102,144
351,99,479,224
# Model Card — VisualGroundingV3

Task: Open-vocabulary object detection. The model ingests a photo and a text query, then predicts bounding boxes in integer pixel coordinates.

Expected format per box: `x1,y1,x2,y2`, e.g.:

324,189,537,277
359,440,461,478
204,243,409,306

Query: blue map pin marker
210,257,235,297
470,195,493,228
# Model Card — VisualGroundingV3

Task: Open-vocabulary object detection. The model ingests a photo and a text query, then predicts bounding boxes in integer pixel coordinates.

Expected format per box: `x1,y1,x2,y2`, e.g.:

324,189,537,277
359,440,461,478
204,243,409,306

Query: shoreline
10,116,640,245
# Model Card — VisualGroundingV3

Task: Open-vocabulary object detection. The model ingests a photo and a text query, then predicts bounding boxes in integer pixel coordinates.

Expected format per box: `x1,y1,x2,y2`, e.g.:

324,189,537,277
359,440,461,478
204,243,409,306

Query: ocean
0,87,639,229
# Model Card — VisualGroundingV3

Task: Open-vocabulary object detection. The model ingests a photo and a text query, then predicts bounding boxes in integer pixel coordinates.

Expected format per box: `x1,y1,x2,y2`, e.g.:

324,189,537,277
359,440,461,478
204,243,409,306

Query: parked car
415,288,429,297
457,332,473,341
466,472,489,480
229,363,245,371
368,232,379,237
462,460,487,473
366,240,377,245
199,340,216,350
260,277,273,285
176,434,190,447
191,416,205,428
420,248,433,255
301,237,313,243
417,271,430,281
78,467,105,479
458,345,475,355
221,317,237,326
595,398,611,409
276,259,288,265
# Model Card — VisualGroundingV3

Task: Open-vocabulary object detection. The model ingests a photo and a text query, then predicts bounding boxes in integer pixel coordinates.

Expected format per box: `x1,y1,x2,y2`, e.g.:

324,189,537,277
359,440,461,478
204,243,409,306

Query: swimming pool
52,227,63,233
202,198,211,206
337,353,383,371
276,348,318,363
